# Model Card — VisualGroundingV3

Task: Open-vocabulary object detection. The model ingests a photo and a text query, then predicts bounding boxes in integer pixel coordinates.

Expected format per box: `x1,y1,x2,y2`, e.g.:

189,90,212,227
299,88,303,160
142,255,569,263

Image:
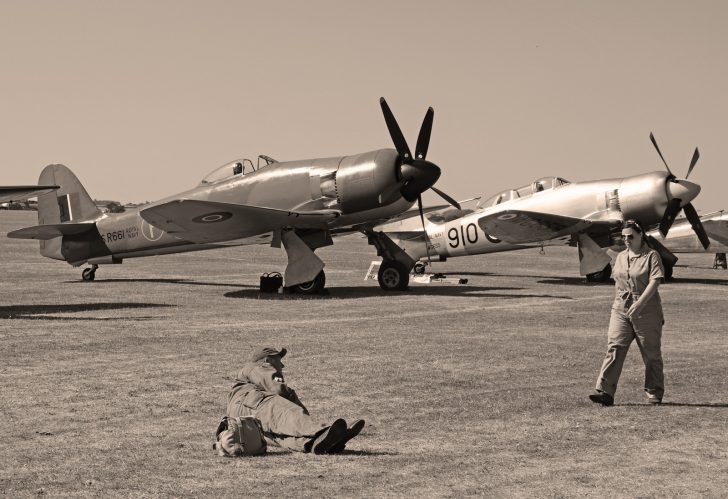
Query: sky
1,0,727,211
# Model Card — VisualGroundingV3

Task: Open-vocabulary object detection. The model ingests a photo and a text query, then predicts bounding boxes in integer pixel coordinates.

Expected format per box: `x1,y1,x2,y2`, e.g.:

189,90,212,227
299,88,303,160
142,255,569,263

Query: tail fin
37,164,101,224
37,164,102,259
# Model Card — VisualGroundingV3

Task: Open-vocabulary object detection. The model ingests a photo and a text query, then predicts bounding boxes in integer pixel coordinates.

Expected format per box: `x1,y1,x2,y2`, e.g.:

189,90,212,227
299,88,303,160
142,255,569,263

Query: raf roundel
192,212,233,224
497,213,518,221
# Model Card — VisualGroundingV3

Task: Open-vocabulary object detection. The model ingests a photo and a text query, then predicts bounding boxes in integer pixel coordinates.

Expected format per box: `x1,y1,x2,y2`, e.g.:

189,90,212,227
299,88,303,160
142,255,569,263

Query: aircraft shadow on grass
537,277,613,286
224,285,574,301
0,302,175,321
63,278,258,289
666,277,728,286
451,270,614,285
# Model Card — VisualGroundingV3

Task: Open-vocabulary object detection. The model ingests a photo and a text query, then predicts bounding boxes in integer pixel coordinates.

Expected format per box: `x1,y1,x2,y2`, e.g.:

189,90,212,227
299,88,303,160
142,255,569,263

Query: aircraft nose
667,179,701,206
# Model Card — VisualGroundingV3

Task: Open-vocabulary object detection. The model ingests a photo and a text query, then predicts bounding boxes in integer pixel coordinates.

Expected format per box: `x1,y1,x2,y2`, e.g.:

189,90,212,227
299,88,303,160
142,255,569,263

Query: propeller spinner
649,133,710,249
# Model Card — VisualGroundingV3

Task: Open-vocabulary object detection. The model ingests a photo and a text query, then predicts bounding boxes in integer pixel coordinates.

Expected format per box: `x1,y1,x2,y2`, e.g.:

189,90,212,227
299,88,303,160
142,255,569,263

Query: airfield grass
1,211,726,497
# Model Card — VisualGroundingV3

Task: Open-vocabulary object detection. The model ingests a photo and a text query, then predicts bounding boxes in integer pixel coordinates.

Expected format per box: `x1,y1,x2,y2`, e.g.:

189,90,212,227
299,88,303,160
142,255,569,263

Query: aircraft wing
0,185,59,203
703,219,728,246
140,199,341,243
8,222,96,240
478,210,620,244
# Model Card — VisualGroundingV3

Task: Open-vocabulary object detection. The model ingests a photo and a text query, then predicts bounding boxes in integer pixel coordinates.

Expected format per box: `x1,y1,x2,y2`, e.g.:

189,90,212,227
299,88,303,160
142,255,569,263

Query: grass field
1,210,726,498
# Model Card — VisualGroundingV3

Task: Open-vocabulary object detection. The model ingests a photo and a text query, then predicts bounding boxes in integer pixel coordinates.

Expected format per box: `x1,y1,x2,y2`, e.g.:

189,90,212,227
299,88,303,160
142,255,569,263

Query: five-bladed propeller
649,132,710,249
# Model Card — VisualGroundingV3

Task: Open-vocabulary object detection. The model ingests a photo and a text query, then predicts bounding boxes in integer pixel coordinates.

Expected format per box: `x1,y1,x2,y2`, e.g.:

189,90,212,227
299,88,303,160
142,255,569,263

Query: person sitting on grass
226,346,364,454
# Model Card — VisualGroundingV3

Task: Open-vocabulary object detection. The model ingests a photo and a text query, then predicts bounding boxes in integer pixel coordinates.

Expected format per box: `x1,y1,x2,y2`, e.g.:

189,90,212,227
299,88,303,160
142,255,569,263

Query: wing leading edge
140,199,341,243
478,210,621,244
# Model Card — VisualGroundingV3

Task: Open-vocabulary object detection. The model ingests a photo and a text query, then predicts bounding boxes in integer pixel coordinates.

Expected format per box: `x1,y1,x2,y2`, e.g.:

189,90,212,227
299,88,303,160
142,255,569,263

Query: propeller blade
650,132,673,177
683,203,711,249
685,147,700,179
415,107,434,160
417,195,432,266
658,197,683,236
430,186,462,210
380,97,412,161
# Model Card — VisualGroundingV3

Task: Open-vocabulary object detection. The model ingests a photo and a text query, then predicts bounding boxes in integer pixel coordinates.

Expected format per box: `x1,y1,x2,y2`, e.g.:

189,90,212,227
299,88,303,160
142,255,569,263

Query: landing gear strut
714,253,727,270
365,231,415,291
82,264,98,281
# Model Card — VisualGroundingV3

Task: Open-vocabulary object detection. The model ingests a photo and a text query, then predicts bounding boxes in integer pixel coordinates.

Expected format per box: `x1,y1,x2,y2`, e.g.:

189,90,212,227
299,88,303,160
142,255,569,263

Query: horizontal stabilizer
0,185,59,203
140,199,341,243
478,210,621,244
8,222,96,240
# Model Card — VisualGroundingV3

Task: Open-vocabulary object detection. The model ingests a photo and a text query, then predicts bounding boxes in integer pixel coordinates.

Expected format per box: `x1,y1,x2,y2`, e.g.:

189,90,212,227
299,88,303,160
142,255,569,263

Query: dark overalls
595,248,665,399
226,361,327,452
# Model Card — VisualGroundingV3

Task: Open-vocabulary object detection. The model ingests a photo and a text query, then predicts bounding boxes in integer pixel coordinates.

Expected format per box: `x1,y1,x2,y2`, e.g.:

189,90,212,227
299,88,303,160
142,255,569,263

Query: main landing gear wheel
378,260,409,291
290,270,326,295
81,266,97,282
586,263,611,283
413,261,427,275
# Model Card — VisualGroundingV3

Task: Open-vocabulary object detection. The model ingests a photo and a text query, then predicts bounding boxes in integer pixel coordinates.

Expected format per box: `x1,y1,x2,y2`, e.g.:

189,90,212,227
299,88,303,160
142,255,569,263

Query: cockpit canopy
478,176,570,208
199,155,277,185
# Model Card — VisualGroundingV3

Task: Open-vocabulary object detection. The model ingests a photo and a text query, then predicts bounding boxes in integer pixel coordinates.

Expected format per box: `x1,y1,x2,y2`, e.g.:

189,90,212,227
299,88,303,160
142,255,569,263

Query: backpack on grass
213,416,267,457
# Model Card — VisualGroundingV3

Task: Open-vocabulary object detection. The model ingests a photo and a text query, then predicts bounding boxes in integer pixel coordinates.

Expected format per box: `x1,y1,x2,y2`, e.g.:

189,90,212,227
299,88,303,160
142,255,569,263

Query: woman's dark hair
622,219,644,234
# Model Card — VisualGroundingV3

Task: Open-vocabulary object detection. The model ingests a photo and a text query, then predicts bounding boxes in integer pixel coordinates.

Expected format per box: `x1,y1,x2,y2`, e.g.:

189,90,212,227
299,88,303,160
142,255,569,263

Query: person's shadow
620,402,728,408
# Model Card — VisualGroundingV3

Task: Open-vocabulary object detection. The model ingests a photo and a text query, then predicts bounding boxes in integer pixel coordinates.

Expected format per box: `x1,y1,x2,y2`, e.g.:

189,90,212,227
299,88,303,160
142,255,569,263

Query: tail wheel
413,261,427,275
82,268,96,281
378,260,410,291
290,270,326,295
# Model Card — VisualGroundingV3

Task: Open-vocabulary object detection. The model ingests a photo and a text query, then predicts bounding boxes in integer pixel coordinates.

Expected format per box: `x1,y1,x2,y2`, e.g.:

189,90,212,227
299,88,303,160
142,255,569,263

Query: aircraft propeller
378,98,463,267
378,98,462,267
649,132,710,249
378,97,461,210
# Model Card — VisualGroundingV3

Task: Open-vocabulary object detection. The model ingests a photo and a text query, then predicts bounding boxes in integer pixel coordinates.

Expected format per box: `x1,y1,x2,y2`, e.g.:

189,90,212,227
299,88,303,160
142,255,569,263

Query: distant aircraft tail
36,164,102,260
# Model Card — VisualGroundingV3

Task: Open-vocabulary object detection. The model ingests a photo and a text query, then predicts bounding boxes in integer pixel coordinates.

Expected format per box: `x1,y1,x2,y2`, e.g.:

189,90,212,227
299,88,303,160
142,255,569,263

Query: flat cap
249,346,287,363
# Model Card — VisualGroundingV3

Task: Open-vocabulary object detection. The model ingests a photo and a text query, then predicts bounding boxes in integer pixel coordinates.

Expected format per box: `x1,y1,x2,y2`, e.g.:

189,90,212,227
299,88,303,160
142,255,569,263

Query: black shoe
589,391,614,406
327,419,366,454
647,394,662,404
312,419,347,455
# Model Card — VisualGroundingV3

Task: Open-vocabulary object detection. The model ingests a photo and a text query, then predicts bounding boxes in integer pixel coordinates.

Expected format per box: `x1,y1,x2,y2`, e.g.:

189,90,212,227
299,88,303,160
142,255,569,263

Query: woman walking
589,219,666,406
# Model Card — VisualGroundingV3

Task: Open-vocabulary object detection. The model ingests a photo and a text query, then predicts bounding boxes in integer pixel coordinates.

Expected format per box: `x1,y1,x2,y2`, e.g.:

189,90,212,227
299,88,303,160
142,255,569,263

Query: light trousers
595,306,664,399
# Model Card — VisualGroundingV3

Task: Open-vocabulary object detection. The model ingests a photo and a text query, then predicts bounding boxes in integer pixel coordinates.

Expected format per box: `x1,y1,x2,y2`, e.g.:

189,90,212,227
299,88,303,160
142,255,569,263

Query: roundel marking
192,211,233,224
141,220,164,242
497,213,518,221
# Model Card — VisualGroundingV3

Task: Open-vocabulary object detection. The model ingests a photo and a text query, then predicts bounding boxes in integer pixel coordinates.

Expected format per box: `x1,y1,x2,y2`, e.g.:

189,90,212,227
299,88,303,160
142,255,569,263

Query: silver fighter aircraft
8,98,459,293
371,134,709,287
